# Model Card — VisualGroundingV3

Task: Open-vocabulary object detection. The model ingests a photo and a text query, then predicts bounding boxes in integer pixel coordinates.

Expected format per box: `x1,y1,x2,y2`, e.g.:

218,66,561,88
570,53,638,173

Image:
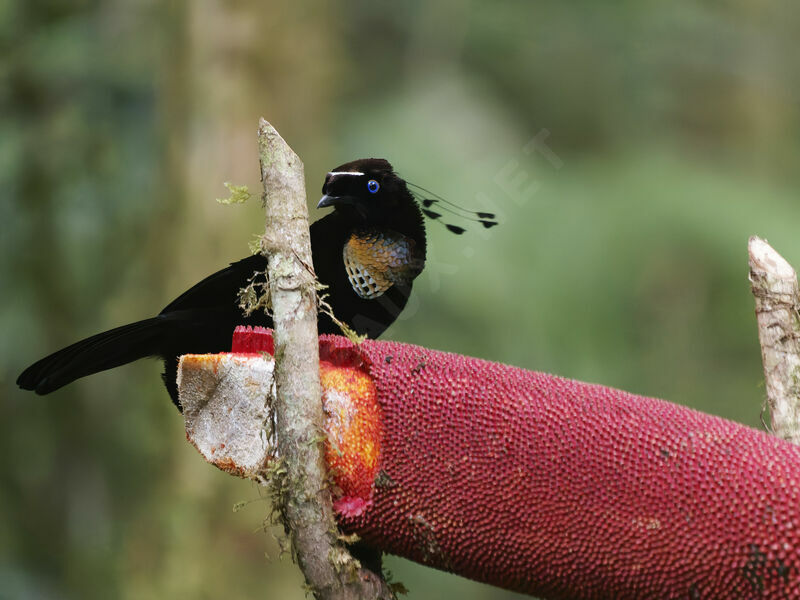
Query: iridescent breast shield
343,230,424,299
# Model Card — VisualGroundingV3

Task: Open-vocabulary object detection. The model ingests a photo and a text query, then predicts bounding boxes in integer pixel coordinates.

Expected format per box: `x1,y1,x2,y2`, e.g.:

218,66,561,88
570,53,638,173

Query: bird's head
316,158,497,302
318,157,498,237
318,158,420,230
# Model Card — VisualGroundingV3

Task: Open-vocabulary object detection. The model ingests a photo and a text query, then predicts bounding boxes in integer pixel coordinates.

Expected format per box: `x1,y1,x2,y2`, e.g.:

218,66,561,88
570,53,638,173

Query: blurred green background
2,1,799,599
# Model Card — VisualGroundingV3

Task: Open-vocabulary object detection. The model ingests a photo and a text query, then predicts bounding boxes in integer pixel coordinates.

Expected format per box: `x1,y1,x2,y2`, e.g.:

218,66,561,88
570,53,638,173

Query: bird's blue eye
367,179,380,194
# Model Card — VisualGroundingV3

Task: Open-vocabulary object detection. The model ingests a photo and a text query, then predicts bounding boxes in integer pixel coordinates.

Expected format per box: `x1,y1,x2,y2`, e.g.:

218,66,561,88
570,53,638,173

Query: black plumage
17,158,427,409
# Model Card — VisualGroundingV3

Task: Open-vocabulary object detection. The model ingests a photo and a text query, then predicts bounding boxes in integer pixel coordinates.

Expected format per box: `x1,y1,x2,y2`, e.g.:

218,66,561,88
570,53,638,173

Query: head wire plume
407,182,498,235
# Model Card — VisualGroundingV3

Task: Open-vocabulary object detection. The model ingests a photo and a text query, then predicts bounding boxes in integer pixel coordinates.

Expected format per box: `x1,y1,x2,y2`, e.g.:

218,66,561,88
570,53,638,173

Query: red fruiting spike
315,335,800,599
231,325,274,355
225,329,800,596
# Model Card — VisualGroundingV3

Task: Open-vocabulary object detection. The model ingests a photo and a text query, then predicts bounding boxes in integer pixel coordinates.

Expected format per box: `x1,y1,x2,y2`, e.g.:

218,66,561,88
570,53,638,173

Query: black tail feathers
16,317,168,395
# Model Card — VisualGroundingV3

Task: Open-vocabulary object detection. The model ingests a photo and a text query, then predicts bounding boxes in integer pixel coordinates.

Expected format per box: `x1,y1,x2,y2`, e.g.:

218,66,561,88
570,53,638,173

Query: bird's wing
159,254,267,314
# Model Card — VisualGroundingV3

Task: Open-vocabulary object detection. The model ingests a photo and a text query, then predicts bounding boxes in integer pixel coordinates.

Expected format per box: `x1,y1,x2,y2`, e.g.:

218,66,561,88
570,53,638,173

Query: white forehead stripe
328,171,364,176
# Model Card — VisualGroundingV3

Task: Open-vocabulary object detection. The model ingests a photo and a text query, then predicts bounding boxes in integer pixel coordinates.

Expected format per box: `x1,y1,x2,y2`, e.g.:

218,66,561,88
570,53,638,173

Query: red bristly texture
231,325,274,355
231,327,800,599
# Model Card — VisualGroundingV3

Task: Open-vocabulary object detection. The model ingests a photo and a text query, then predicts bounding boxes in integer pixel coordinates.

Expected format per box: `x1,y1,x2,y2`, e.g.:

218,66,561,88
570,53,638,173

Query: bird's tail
17,317,169,395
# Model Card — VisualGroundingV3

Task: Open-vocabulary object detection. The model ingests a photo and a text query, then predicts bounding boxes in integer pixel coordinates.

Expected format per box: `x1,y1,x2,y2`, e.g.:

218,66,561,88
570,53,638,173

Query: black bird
17,159,432,409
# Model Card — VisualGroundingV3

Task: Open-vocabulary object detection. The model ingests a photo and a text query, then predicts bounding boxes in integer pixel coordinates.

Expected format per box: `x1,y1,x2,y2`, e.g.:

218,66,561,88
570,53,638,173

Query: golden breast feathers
343,230,424,299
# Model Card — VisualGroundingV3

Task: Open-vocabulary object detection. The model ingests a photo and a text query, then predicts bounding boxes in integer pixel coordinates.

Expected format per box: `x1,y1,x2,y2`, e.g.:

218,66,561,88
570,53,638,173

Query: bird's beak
317,194,337,209
317,194,356,209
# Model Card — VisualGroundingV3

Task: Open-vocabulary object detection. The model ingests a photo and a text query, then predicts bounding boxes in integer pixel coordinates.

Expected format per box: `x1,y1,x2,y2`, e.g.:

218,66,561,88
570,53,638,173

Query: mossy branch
257,118,393,600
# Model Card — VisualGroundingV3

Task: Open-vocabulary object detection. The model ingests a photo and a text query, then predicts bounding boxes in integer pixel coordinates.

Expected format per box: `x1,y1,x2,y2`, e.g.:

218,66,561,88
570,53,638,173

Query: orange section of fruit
319,361,382,502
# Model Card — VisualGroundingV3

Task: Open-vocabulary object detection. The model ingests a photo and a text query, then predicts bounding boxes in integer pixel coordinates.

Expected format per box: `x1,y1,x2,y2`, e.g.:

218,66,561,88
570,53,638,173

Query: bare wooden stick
257,119,393,600
748,236,800,444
